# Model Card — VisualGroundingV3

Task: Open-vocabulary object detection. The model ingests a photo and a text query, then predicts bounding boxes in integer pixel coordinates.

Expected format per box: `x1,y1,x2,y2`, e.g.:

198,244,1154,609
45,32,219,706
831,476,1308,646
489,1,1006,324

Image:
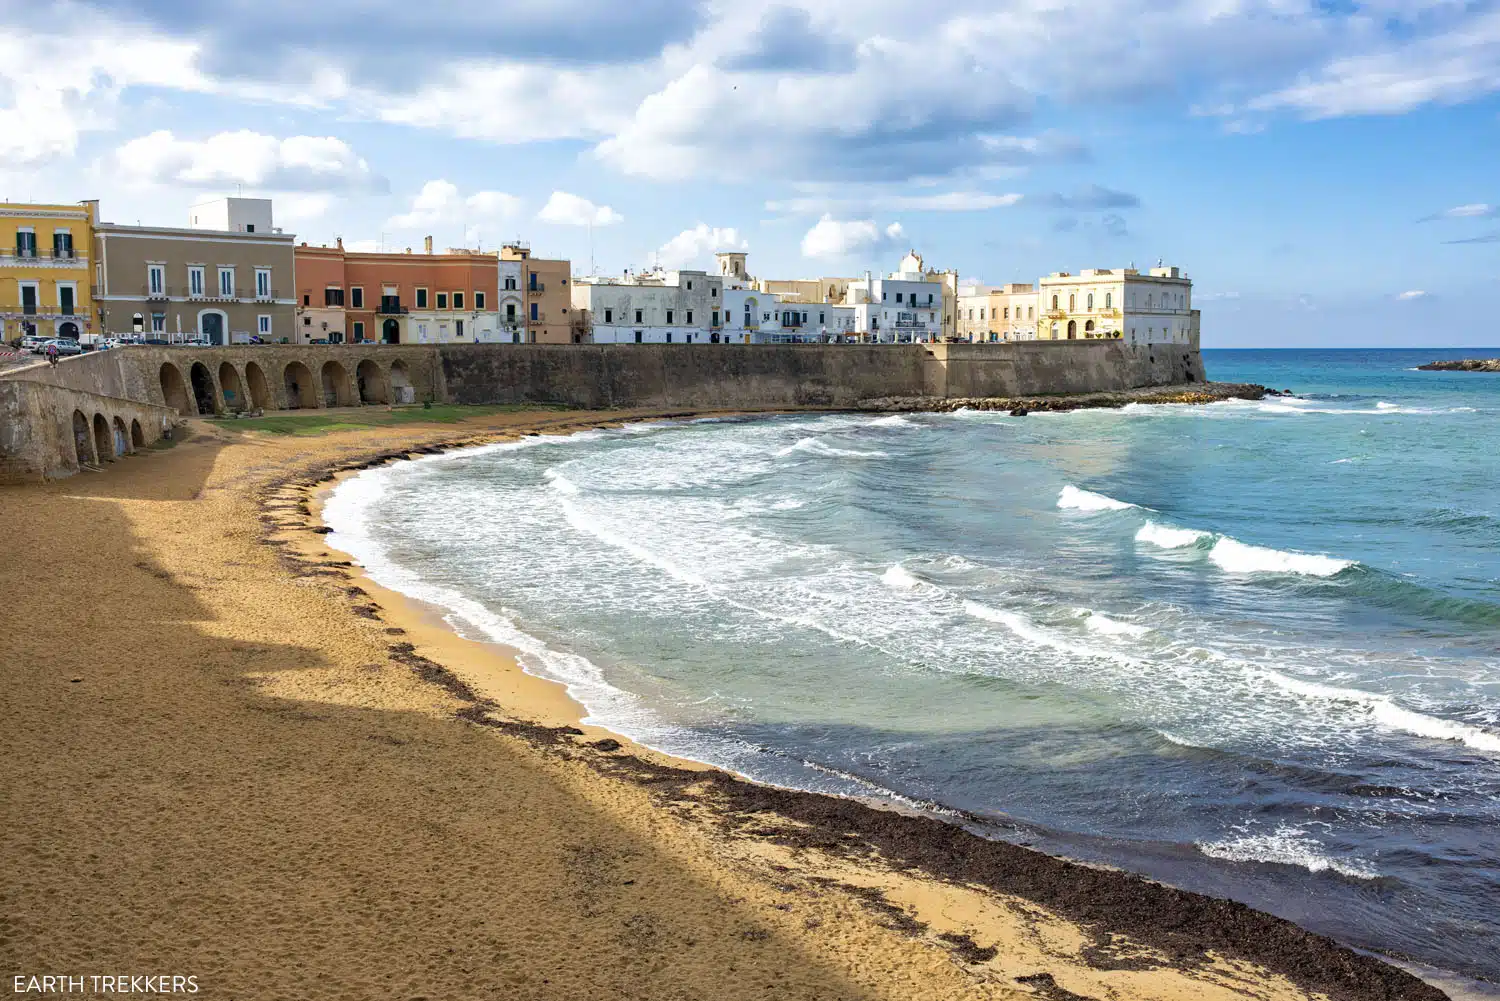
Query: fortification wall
0,377,174,482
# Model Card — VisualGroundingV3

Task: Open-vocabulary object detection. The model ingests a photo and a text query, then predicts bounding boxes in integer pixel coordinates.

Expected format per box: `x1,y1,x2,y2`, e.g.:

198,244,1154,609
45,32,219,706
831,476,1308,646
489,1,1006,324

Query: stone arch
197,308,229,346
356,359,388,404
1067,320,1077,340
218,362,246,412
283,361,317,409
244,362,271,410
159,363,192,416
320,360,353,407
382,318,401,344
112,416,130,456
1085,320,1095,336
130,419,145,449
189,361,218,415
92,413,112,463
58,320,80,340
72,409,94,466
389,359,413,404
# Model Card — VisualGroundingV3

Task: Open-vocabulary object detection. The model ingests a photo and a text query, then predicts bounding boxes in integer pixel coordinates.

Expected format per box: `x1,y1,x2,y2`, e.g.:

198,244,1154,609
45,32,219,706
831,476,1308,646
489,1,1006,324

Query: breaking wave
1057,485,1139,512
1209,537,1355,577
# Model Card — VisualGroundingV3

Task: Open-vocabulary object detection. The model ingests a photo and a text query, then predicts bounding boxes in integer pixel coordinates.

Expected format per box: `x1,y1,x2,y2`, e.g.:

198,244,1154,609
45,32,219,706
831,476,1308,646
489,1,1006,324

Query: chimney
335,236,343,250
424,235,433,254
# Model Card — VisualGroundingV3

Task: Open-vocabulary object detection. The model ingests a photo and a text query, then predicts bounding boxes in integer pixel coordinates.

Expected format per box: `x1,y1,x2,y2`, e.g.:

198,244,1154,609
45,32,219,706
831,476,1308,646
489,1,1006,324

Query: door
202,313,225,346
383,318,400,344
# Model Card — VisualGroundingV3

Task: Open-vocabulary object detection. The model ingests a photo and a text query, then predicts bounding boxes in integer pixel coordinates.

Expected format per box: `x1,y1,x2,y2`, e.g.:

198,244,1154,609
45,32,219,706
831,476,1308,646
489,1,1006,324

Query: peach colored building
501,243,575,343
294,239,503,345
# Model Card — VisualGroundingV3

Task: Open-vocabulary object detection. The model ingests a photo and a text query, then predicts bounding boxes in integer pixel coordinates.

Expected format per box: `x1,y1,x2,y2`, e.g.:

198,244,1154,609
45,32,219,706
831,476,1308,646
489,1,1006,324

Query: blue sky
1,0,1496,346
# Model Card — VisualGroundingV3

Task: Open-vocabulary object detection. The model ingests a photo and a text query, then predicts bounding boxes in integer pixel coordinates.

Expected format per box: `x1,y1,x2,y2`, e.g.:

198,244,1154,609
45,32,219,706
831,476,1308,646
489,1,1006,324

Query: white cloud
657,224,748,268
387,180,522,232
800,215,904,259
1397,289,1428,300
114,130,386,192
768,190,1022,214
1433,203,1496,219
537,191,623,227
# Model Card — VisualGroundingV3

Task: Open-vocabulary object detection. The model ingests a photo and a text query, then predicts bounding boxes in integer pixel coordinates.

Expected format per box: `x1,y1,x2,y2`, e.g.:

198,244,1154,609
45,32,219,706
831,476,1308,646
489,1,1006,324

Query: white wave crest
1057,485,1137,512
1208,537,1353,577
1135,521,1210,549
881,565,924,589
869,414,918,428
544,468,581,495
1253,669,1500,754
1199,825,1378,879
778,437,888,459
1079,611,1152,638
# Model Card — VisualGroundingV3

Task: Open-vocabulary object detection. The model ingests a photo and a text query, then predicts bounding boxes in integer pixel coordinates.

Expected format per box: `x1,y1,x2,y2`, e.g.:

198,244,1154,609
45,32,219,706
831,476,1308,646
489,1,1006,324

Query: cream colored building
1037,265,1192,344
957,283,1038,342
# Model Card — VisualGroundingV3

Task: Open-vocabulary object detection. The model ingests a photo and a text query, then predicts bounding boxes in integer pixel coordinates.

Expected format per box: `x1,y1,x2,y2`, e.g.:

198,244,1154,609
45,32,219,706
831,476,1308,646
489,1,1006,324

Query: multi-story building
572,268,727,344
844,251,946,343
292,237,503,345
502,243,574,343
957,283,1038,342
95,199,296,343
1037,265,1193,344
0,200,95,344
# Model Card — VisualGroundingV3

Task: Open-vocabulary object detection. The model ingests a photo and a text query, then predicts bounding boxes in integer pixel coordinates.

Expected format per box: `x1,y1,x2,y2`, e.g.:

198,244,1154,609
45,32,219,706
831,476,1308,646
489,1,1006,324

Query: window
304,294,311,306
968,309,973,321
304,316,312,326
1004,306,1009,320
604,308,613,323
634,331,642,343
819,312,825,324
712,310,719,326
686,310,693,324
53,230,73,259
456,319,465,337
189,267,205,298
896,292,904,304
686,280,693,290
436,292,448,309
1028,306,1034,319
15,229,35,258
352,321,365,341
1069,294,1076,311
634,309,643,323
881,292,887,301
453,292,464,310
528,273,537,291
474,292,485,310
148,264,165,296
506,304,517,320
19,283,36,314
416,288,429,309
59,285,75,315
666,332,673,343
666,309,674,324
131,313,143,332
151,313,165,333
504,276,516,290
258,315,271,335
1105,292,1112,309
1087,293,1094,310
255,268,271,298
980,308,985,321
927,293,934,305
710,287,717,297
218,268,234,298
351,287,364,309
324,287,344,307
530,302,538,321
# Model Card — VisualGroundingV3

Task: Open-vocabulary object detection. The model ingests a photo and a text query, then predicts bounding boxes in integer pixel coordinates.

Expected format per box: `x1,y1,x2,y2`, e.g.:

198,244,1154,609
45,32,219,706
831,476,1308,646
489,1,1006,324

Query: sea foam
1198,825,1378,879
1080,611,1152,638
778,437,888,459
1208,537,1353,577
881,565,924,589
1135,521,1210,549
1057,485,1137,512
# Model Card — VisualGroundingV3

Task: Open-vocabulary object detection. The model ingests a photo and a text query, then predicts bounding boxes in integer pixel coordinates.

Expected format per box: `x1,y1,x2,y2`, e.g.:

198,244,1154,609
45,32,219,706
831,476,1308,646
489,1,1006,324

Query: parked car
20,334,47,352
41,339,84,356
142,338,170,346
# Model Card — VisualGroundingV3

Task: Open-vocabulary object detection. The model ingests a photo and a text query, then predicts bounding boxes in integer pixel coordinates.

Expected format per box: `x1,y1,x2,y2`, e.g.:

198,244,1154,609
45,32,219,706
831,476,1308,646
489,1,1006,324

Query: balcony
1045,309,1067,319
526,283,545,295
1,248,87,267
377,302,408,315
252,289,279,301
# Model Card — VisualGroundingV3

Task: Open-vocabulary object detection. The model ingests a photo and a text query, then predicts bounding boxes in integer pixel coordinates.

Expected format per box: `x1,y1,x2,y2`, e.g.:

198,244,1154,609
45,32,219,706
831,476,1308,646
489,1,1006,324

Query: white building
498,256,524,342
1037,265,1193,344
717,251,856,342
845,252,945,343
572,268,728,344
189,197,275,235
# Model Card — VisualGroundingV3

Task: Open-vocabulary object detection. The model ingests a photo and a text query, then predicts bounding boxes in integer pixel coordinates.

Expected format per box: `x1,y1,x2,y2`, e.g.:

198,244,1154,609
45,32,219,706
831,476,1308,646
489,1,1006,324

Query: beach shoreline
0,388,1454,1001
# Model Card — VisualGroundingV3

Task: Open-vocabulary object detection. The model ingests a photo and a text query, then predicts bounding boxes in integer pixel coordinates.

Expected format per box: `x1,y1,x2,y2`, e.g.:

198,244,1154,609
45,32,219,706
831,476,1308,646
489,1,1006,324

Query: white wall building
1037,265,1193,344
572,268,728,344
844,252,945,343
498,257,524,342
188,197,275,234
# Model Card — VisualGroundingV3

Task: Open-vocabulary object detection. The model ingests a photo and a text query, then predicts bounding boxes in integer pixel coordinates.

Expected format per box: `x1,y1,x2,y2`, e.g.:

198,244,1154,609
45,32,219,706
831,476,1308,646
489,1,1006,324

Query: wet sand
0,404,1445,1000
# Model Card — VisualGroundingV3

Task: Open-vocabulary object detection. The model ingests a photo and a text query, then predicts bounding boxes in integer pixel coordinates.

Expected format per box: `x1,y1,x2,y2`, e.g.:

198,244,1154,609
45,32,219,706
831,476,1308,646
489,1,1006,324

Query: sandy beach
0,402,1447,1000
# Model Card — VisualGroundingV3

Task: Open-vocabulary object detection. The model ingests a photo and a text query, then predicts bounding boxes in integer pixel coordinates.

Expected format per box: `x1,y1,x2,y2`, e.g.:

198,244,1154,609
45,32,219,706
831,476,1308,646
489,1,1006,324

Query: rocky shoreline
1416,358,1500,372
857,380,1273,414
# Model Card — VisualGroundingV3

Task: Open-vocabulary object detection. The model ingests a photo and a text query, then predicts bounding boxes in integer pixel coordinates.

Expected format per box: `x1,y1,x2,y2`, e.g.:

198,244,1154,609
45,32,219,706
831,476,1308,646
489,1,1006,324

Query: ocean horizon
325,347,1500,986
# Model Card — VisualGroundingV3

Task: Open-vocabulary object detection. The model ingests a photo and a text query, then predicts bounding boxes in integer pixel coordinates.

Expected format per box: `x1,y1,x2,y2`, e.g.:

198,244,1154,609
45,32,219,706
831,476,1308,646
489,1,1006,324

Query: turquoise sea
325,348,1500,985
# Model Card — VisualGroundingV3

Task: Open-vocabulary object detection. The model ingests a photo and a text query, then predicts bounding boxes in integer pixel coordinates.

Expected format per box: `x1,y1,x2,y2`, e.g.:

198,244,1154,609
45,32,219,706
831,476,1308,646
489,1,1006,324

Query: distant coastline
1417,358,1500,372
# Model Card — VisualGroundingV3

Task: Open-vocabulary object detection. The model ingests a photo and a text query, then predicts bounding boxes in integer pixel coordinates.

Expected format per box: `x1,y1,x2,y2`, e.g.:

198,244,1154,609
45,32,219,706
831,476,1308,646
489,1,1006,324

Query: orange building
293,238,504,345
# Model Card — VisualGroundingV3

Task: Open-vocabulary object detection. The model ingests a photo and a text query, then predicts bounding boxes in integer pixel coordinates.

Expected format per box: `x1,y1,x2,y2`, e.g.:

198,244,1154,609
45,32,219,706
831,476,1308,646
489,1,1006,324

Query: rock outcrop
1417,358,1500,372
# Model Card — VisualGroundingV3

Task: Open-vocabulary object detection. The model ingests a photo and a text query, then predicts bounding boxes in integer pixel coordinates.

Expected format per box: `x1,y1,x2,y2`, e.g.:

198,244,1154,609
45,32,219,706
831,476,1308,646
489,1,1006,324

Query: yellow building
0,199,96,344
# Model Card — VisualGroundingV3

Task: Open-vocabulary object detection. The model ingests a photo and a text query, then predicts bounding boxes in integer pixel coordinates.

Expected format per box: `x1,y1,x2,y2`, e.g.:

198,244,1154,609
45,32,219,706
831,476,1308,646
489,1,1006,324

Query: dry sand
0,406,1446,1000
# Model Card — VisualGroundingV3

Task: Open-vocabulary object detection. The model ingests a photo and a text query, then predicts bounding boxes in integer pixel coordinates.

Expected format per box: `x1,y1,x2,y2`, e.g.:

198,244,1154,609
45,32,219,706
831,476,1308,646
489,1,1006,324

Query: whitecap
1135,521,1210,549
777,437,888,459
868,414,918,428
1198,825,1378,879
1057,485,1138,512
1208,537,1353,577
881,565,924,589
1079,610,1152,638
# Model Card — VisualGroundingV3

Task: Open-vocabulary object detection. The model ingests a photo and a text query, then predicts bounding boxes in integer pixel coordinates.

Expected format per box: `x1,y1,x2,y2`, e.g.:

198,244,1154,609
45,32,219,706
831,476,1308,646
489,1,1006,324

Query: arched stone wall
72,410,94,466
356,359,388,404
159,363,192,416
320,360,353,407
218,362,247,412
92,413,112,463
283,361,318,409
245,362,271,410
189,362,218,415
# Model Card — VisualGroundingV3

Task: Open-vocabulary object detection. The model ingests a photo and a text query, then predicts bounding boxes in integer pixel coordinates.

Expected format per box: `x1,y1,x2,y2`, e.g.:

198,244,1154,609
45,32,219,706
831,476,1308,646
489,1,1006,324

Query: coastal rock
1417,358,1500,372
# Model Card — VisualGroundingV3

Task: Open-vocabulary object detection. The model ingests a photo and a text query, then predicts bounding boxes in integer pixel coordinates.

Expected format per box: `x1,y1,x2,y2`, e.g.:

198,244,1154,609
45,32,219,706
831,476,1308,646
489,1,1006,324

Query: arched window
1086,293,1093,310
1050,322,1060,338
1105,292,1112,309
132,313,144,333
1068,294,1075,311
1051,295,1059,309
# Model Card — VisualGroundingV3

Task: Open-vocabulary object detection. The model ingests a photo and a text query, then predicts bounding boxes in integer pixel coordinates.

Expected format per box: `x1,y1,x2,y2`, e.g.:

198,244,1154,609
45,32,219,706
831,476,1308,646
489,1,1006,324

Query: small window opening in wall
436,292,448,309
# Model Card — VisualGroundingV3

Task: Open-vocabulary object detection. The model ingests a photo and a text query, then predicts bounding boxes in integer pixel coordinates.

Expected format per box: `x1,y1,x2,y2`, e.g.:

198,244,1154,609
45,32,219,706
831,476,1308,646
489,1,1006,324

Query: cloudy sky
2,0,1497,345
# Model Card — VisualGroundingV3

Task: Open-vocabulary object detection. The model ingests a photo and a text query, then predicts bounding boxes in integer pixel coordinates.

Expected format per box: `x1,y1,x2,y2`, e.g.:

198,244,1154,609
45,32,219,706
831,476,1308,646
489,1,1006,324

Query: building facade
844,252,946,343
1037,266,1192,344
572,269,729,344
0,201,95,344
95,204,296,344
957,283,1038,342
502,243,573,343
